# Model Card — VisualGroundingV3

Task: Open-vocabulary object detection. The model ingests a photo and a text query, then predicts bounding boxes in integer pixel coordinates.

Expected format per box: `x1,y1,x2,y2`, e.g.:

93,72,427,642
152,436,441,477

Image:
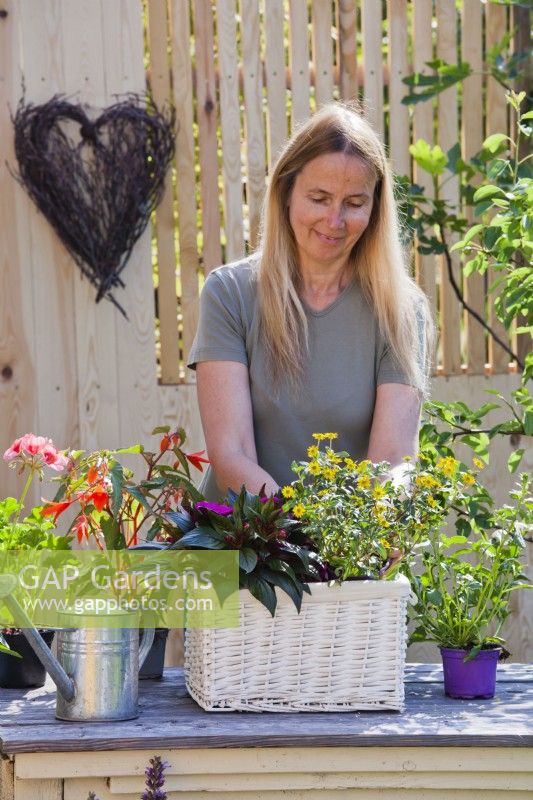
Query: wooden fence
0,0,530,661
145,0,524,385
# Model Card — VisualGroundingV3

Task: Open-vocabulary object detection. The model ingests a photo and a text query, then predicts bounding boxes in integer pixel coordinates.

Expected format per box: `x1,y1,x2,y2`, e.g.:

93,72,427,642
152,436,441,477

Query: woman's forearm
210,453,279,497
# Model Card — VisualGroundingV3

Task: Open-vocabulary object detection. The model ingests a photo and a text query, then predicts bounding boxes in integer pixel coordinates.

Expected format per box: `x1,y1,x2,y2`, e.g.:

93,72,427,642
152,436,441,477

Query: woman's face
288,151,376,273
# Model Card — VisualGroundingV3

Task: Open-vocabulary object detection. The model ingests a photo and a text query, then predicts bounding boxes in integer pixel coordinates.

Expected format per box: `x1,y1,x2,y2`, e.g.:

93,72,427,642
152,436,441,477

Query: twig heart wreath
12,94,175,318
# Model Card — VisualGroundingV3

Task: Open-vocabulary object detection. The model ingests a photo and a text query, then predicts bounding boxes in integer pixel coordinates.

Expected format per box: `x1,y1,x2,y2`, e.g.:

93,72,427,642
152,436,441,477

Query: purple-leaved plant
87,756,169,800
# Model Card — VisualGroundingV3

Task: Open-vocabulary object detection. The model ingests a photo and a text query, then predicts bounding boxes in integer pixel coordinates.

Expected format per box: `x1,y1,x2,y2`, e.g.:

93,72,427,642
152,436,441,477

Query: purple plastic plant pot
440,646,501,699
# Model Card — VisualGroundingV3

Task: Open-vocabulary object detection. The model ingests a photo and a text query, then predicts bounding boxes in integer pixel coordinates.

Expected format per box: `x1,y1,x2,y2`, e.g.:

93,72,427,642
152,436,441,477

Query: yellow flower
380,539,391,548
372,503,386,517
427,495,438,508
323,466,337,481
355,460,370,473
307,445,319,459
312,433,327,441
473,457,485,470
325,432,339,440
357,474,371,489
307,461,321,476
344,458,357,470
372,485,386,500
436,456,459,477
293,503,306,519
281,485,295,499
415,474,439,490
325,448,342,464
402,455,412,462
461,472,476,485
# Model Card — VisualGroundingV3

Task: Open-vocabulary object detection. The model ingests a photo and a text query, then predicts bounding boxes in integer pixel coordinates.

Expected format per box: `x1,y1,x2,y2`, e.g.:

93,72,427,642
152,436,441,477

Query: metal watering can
0,574,154,721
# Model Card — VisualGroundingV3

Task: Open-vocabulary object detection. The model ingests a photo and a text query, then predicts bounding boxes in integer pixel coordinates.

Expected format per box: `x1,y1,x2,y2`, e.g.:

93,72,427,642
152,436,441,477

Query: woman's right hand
196,361,279,496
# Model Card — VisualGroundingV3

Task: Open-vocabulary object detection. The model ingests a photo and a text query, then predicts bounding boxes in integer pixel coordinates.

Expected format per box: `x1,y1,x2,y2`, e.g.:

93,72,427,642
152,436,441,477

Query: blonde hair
256,102,434,395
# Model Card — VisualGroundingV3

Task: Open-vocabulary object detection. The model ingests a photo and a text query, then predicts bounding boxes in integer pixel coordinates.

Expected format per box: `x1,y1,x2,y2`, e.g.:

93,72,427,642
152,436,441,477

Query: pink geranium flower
3,433,68,472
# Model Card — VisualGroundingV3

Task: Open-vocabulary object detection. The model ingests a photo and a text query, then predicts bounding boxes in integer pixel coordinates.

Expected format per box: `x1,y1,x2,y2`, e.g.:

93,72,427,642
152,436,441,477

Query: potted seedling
408,472,532,699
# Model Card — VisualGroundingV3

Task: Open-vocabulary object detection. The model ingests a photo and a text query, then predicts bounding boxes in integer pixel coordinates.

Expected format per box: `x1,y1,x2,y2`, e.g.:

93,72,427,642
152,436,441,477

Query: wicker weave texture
184,576,410,712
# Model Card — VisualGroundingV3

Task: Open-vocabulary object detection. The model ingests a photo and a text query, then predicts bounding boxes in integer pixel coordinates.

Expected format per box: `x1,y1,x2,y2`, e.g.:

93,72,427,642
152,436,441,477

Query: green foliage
166,487,321,617
0,499,71,551
406,474,533,658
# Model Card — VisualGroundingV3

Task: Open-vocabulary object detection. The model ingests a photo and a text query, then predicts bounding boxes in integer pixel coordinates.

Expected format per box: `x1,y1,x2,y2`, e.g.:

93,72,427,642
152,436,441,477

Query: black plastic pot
139,628,169,680
0,630,55,688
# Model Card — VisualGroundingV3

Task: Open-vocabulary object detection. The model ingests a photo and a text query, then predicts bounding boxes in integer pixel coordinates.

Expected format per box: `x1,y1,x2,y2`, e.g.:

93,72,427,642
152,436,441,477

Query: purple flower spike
140,756,170,800
196,501,233,515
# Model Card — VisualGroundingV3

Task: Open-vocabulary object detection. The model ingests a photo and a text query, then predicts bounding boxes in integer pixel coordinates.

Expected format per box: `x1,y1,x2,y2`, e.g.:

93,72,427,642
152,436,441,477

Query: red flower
42,499,74,523
74,514,90,544
185,450,210,472
160,434,171,453
84,487,109,512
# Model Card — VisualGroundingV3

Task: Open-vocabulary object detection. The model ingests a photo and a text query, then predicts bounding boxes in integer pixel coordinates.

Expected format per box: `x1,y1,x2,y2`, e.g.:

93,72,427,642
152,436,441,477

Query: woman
188,103,434,501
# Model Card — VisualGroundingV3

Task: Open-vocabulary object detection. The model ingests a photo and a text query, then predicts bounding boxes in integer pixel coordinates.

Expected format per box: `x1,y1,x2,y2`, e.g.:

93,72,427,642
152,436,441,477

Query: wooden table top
1,663,532,754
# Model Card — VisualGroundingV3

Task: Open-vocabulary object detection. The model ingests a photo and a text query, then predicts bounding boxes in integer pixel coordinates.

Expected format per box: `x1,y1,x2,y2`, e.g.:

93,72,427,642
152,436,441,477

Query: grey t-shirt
188,259,411,500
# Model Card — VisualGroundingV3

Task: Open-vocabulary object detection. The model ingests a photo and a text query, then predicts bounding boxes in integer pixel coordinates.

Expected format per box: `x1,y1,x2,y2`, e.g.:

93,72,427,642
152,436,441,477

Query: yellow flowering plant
282,434,489,581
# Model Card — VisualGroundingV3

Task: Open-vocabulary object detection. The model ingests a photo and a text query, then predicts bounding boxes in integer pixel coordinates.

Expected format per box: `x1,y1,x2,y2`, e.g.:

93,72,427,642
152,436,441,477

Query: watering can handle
0,573,76,702
139,627,155,669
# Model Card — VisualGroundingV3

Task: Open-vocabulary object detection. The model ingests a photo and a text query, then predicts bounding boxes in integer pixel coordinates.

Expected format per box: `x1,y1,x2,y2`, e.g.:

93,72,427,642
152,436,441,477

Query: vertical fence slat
103,0,161,441
61,0,122,449
264,0,288,168
17,0,79,469
412,1,437,333
361,0,384,139
289,0,310,129
240,0,266,249
290,0,310,128
216,0,245,264
170,0,200,372
147,0,181,384
462,0,485,375
0,0,38,499
486,2,510,373
387,0,409,176
436,0,462,375
193,0,223,272
338,0,357,101
311,0,334,108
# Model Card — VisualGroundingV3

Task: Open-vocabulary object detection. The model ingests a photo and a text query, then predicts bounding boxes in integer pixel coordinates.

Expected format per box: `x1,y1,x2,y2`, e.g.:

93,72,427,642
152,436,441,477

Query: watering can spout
0,573,76,702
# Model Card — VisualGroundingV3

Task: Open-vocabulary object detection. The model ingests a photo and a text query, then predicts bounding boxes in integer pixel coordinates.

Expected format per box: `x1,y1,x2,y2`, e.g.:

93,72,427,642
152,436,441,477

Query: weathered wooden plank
104,0,161,442
64,778,109,800
0,0,38,503
2,666,532,754
240,0,266,249
338,0,357,102
60,0,122,449
1,757,14,800
311,0,334,108
486,2,511,373
361,0,384,139
13,778,62,800
288,0,311,128
412,0,437,334
16,0,79,467
15,742,533,780
265,0,287,168
169,0,200,373
148,0,181,385
217,0,245,262
461,0,485,375
387,0,409,176
193,0,222,271
436,0,462,375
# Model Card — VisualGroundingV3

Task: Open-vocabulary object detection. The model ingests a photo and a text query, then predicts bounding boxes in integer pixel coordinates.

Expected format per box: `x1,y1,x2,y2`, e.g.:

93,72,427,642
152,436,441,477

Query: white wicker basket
184,574,410,712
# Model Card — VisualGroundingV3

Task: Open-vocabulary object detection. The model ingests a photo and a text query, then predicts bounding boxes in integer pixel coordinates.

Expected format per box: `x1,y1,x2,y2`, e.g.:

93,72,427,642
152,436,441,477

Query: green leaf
409,140,447,176
124,485,152,512
247,575,277,616
151,426,171,435
110,463,125,518
257,567,303,613
239,548,258,573
473,184,505,203
508,449,525,473
114,445,143,455
172,529,227,550
524,410,533,436
482,133,509,154
100,515,126,550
